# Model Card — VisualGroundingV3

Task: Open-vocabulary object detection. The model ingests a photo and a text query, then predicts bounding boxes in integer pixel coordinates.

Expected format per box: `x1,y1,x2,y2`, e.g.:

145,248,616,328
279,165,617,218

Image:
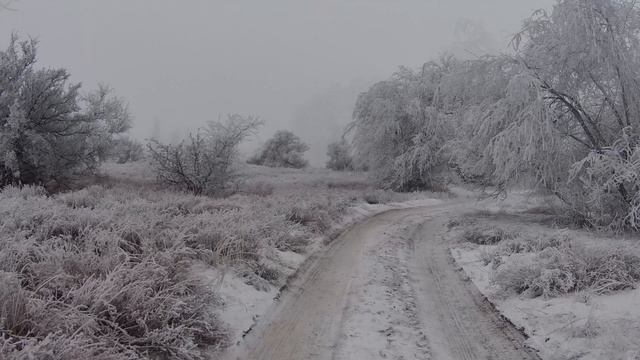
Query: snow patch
452,245,640,359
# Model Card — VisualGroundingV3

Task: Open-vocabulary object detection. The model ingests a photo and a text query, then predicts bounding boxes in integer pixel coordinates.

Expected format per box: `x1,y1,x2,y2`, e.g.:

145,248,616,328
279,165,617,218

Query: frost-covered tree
348,0,640,228
0,35,131,187
148,114,261,195
325,138,353,171
438,56,520,183
248,130,309,169
350,59,456,190
475,0,640,229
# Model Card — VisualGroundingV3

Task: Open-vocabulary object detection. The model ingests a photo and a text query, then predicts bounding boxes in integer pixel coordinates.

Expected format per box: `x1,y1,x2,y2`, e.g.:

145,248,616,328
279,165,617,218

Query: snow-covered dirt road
223,203,540,360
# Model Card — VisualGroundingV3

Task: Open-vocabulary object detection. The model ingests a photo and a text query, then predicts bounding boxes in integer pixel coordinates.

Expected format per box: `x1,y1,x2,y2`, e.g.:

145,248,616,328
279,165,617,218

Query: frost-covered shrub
1,331,131,360
350,63,454,191
492,238,640,298
0,35,131,188
363,192,382,205
271,192,351,240
248,130,309,169
283,204,332,234
0,185,227,359
567,132,640,230
491,255,543,296
492,254,576,298
479,248,503,268
148,114,261,195
326,139,354,171
528,266,577,298
498,233,569,255
184,204,294,259
572,243,640,293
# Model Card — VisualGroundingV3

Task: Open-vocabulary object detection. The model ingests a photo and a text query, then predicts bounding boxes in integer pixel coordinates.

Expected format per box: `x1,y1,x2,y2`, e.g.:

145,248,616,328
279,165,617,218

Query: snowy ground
450,214,640,360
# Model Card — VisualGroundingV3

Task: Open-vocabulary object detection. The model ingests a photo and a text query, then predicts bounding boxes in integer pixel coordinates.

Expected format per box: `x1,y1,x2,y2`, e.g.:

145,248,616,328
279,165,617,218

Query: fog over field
8,1,640,359
0,0,552,165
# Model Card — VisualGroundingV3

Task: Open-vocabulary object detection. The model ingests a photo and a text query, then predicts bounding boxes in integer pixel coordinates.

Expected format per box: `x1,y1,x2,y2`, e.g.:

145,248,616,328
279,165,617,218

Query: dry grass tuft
0,185,229,359
491,235,640,298
462,226,514,245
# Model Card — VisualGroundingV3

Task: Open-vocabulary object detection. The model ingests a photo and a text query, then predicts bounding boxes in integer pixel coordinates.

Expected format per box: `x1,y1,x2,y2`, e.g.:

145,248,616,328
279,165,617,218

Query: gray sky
0,0,554,165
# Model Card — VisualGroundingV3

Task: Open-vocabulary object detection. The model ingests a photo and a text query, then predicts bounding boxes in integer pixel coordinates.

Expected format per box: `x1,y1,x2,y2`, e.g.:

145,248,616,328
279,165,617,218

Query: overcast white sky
0,0,554,165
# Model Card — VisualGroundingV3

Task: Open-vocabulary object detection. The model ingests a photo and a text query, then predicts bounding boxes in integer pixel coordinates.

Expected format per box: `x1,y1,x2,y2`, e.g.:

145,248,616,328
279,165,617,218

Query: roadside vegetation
457,223,640,299
450,208,640,358
0,160,424,359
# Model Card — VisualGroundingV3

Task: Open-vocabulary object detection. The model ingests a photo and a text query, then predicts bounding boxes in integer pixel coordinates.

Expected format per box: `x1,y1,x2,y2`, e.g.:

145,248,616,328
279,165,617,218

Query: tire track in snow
223,203,541,360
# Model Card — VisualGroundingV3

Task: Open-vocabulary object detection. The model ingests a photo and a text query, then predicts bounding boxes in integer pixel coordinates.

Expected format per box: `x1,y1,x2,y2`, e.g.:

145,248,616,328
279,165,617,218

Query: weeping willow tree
350,55,518,191
349,58,457,191
479,0,640,229
440,56,522,183
351,0,640,229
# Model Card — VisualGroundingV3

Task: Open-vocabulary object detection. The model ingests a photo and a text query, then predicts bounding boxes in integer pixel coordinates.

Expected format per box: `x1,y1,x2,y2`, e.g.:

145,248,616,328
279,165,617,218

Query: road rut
223,203,540,360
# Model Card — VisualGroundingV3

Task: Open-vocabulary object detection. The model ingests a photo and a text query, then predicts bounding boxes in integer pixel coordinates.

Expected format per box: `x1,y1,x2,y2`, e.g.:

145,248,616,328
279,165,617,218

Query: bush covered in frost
148,115,261,195
490,235,640,298
248,130,309,169
325,139,354,171
0,185,228,359
0,35,131,188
